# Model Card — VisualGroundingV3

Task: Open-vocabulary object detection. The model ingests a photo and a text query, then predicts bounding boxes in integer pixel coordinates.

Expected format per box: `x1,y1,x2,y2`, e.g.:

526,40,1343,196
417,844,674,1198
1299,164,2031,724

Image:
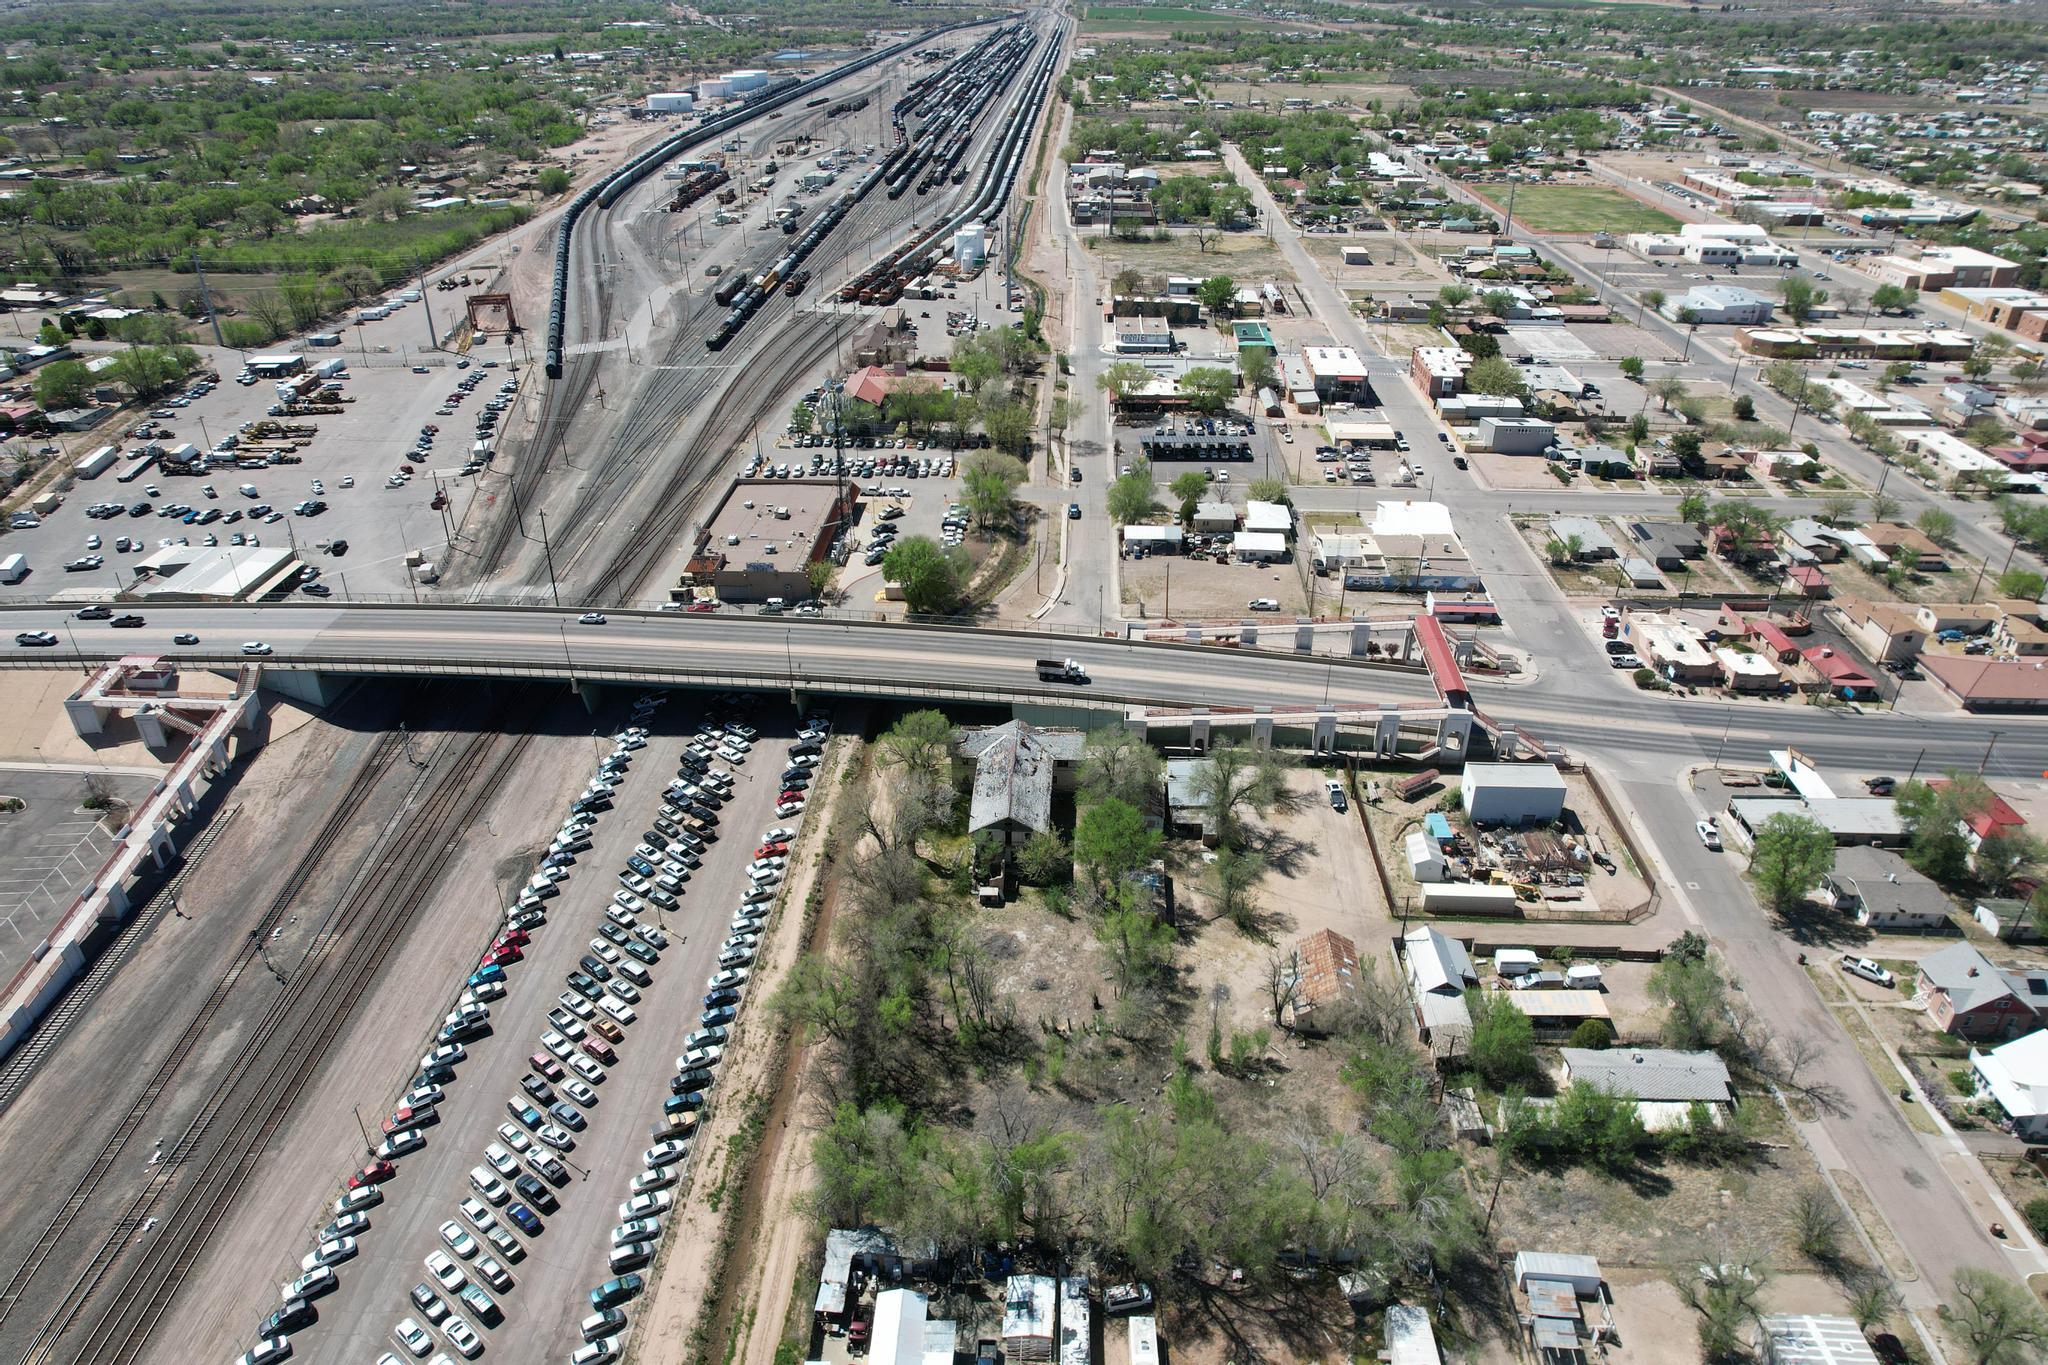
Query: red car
482,943,522,967
347,1160,396,1189
753,842,789,859
685,602,718,613
778,789,806,804
530,1051,564,1080
382,1105,431,1134
497,927,531,947
580,1037,617,1065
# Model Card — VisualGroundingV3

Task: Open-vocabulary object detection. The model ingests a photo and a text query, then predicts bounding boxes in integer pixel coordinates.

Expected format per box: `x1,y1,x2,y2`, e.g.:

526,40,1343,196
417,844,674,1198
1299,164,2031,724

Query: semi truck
1035,658,1087,683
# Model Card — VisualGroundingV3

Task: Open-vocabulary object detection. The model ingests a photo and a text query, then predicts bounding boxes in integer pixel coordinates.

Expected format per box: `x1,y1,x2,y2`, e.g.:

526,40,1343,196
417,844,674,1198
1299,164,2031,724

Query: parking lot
265,696,816,1365
0,767,153,972
1,325,533,603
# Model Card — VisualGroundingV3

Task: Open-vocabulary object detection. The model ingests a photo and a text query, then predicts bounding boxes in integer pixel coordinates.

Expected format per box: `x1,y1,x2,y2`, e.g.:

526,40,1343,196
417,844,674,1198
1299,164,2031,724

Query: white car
613,1217,662,1246
568,1052,608,1085
424,1250,466,1293
469,1166,509,1204
440,1221,479,1259
443,1316,484,1359
459,1198,498,1233
645,1139,690,1168
495,1123,533,1155
563,1078,600,1107
483,1143,518,1177
1840,955,1896,988
395,1318,434,1357
599,996,637,1026
619,1190,674,1221
482,1223,524,1262
472,1252,514,1292
558,991,596,1020
632,1167,678,1194
1696,819,1722,851
241,641,273,655
302,1236,357,1269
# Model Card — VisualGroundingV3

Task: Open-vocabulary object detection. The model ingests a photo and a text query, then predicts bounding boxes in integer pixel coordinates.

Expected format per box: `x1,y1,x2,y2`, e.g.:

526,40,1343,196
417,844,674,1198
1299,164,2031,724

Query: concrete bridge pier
1312,712,1338,755
1294,625,1313,653
259,670,351,708
1351,622,1373,657
572,679,604,714
1188,710,1211,752
1251,709,1273,748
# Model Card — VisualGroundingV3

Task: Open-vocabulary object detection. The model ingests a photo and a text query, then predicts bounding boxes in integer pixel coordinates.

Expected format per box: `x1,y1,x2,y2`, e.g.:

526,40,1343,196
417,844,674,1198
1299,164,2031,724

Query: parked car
1839,955,1896,988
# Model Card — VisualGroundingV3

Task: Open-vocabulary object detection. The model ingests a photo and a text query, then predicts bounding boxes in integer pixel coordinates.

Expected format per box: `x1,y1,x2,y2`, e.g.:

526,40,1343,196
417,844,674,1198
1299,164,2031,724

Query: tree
1792,1185,1847,1264
1209,846,1262,931
1675,1262,1769,1364
1894,776,1983,886
1110,267,1146,300
1652,376,1689,414
962,454,1023,529
1780,272,1827,322
876,709,955,784
1195,274,1235,320
107,344,198,401
1869,491,1901,523
1190,741,1288,851
1168,471,1208,508
1749,813,1834,913
1821,494,1860,527
1097,361,1151,405
1627,414,1651,445
1917,507,1958,546
1246,476,1288,506
1638,288,1666,325
1017,830,1071,886
31,358,90,410
1869,282,1914,314
1467,991,1537,1086
790,402,815,435
1978,830,2047,896
1478,288,1516,319
537,166,572,195
1649,952,1728,1050
1437,283,1473,312
1238,348,1277,394
1073,797,1161,899
1178,366,1236,415
1731,395,1755,423
1882,361,1914,391
1947,1266,2048,1365
1676,492,1712,526
1999,567,2046,601
1463,355,1528,399
951,333,1002,392
1077,728,1164,816
1618,356,1645,384
980,401,1032,458
1106,462,1159,525
881,536,963,615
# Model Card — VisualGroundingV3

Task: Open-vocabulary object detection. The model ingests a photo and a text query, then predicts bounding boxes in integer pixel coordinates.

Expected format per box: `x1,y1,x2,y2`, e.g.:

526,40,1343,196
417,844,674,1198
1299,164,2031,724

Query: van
616,961,653,989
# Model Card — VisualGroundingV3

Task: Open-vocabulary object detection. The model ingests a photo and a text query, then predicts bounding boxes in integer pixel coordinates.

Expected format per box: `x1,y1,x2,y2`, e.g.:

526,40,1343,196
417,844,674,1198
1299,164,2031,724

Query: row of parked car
572,705,831,1363
233,696,668,1365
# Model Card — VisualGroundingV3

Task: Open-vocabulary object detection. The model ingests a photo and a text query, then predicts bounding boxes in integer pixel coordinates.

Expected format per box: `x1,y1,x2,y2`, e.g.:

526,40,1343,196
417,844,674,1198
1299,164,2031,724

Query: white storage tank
646,91,695,113
953,224,988,267
697,78,731,100
726,69,767,92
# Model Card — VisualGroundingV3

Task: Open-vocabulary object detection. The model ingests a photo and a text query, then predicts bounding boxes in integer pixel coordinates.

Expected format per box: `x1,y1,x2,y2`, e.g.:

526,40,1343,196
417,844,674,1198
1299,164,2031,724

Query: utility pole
538,510,561,608
191,252,226,349
416,258,439,351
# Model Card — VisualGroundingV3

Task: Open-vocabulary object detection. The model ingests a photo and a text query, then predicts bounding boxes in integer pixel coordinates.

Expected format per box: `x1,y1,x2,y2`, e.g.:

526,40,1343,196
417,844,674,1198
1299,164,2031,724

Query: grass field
1467,183,1681,234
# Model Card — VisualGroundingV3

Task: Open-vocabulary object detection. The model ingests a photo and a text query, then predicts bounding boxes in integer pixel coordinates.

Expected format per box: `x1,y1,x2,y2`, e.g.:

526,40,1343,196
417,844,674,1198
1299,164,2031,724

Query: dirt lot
1598,1268,1857,1365
1084,229,1287,285
1122,548,1305,620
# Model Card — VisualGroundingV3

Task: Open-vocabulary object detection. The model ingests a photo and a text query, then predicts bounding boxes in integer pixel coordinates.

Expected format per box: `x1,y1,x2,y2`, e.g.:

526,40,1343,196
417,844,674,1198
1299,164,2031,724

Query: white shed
1495,948,1541,978
1405,829,1446,882
1512,1251,1604,1296
1232,531,1289,562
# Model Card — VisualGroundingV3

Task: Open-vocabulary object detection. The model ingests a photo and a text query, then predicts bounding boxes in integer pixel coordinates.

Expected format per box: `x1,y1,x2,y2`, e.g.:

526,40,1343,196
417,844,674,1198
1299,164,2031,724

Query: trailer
73,445,117,480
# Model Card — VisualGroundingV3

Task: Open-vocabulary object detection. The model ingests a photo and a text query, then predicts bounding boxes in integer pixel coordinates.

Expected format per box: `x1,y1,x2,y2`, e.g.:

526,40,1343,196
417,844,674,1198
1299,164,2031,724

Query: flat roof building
1462,763,1567,826
134,544,301,602
685,478,849,604
1301,345,1371,403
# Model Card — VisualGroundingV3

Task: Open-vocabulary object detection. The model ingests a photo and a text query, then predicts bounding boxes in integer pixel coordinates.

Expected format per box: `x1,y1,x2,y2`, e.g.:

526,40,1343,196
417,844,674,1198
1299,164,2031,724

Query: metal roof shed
1385,1305,1442,1365
871,1289,929,1365
1058,1275,1092,1365
1513,1252,1604,1295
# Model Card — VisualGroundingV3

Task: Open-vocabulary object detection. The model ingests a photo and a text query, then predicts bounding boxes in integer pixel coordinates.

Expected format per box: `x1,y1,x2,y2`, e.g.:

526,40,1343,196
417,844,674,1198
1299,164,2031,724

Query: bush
2025,1197,2048,1241
1569,1019,1616,1050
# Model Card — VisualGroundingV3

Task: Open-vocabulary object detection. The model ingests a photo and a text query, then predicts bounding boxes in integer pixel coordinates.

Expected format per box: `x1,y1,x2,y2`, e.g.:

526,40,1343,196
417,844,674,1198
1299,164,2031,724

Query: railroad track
0,727,414,1360
0,804,244,1115
58,722,535,1365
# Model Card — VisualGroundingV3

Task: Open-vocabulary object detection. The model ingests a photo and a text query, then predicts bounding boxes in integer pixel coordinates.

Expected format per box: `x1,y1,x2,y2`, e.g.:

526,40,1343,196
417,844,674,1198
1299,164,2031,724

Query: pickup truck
1036,657,1087,683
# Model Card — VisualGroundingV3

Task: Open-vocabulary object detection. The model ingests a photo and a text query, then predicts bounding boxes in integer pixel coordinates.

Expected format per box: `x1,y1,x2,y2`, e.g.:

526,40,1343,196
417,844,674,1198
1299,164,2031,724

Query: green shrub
2025,1197,2048,1241
1569,1019,1615,1050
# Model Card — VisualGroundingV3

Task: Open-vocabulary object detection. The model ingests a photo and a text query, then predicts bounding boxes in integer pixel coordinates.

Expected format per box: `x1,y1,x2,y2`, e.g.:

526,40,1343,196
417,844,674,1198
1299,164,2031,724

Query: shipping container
73,445,117,479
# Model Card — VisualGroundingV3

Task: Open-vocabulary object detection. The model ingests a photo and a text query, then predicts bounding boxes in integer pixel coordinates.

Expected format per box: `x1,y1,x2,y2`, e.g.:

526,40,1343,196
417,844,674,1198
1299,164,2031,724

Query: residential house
1818,846,1953,931
1293,928,1362,1019
1787,565,1831,600
1918,941,2048,1040
1558,1046,1735,1128
1862,522,1949,572
1629,521,1704,569
1402,925,1476,1048
1803,646,1880,699
1546,517,1617,560
1928,778,2027,850
1837,600,1927,664
958,721,1084,847
1970,1030,2048,1139
1779,519,1843,564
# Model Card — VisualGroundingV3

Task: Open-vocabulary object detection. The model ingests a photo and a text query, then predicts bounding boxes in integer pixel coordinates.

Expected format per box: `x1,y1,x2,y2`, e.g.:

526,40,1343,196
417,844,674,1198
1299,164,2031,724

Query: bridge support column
94,880,129,924
1189,711,1211,752
257,670,351,708
1294,624,1313,653
1312,712,1337,755
1184,626,1202,646
1437,711,1474,761
1252,709,1273,749
572,679,603,714
133,708,171,750
233,690,265,731
1240,625,1258,648
1350,622,1373,657
1374,712,1401,759
65,695,105,737
150,827,176,870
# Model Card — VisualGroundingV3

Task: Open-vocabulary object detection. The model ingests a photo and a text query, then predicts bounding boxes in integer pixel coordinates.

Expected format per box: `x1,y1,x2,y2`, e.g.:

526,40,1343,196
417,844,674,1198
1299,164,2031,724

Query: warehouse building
1460,763,1567,827
683,479,849,604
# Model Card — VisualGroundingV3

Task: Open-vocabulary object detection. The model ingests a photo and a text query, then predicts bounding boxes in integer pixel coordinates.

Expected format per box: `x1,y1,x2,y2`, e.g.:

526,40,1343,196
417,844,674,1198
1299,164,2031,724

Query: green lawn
1468,183,1682,235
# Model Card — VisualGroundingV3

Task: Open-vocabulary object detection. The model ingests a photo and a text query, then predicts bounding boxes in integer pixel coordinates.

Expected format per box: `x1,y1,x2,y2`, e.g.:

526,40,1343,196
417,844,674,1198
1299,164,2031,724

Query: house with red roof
1929,779,2027,849
1803,646,1879,699
1919,655,2048,712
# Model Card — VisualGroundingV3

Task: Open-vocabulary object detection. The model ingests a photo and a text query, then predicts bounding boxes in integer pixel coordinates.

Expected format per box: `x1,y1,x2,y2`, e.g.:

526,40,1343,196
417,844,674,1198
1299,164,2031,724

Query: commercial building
1476,416,1556,456
1855,244,2020,292
1411,346,1469,400
1818,846,1952,931
683,478,849,604
133,544,302,602
1301,345,1371,403
1623,613,1719,683
1725,796,1904,847
1461,763,1567,826
1662,285,1774,325
1737,326,1976,361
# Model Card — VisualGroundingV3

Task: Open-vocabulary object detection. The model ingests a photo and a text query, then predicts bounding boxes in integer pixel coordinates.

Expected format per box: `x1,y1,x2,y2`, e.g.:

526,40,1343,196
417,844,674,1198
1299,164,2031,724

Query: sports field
1467,183,1682,234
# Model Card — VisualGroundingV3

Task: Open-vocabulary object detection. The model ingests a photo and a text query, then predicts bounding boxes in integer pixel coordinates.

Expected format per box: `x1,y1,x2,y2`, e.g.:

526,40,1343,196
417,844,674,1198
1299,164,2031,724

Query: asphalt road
289,701,796,1365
